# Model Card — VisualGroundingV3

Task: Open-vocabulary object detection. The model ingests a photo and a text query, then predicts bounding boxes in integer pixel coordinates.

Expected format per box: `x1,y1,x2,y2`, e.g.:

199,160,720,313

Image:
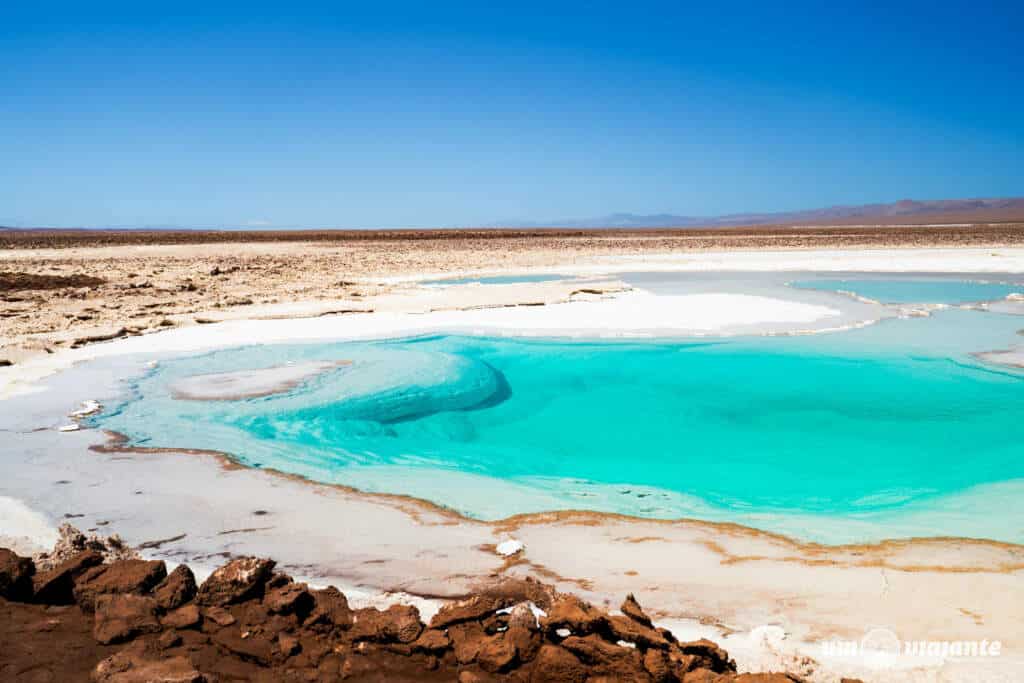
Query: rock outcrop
0,548,35,601
0,544,811,682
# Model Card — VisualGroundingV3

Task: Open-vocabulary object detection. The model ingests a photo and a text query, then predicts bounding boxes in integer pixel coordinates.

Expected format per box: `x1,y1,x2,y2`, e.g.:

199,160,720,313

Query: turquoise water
792,278,1023,304
423,273,571,286
93,310,1024,543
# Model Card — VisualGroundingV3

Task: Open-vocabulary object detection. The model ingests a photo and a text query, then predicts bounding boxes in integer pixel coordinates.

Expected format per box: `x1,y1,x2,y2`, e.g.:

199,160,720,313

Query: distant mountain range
494,197,1024,229
3,197,1023,231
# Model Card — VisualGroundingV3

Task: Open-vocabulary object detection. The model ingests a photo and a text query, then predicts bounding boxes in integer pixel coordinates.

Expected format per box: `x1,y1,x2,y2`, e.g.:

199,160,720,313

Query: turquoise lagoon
93,309,1024,544
792,278,1023,304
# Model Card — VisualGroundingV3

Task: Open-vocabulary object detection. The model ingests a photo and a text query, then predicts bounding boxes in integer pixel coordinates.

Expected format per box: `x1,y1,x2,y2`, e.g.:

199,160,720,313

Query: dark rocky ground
0,544,838,682
2,224,1023,250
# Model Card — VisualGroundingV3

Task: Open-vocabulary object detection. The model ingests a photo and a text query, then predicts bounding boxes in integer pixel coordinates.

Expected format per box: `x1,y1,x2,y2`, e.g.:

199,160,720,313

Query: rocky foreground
0,542,827,683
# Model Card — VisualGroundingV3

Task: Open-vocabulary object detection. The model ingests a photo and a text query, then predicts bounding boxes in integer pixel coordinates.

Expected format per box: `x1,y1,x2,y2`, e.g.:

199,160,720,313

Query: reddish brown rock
449,621,486,664
429,594,503,629
0,548,35,601
530,644,587,683
607,614,669,650
158,630,183,649
93,594,162,644
478,632,519,673
0,544,807,683
32,549,104,604
412,627,451,652
73,559,167,612
211,628,275,665
92,649,205,682
679,638,737,674
622,593,654,627
306,585,353,630
153,564,197,611
350,604,423,644
160,604,201,630
278,632,301,657
202,605,236,627
644,648,674,682
195,556,275,607
542,594,607,635
560,634,645,678
263,580,313,616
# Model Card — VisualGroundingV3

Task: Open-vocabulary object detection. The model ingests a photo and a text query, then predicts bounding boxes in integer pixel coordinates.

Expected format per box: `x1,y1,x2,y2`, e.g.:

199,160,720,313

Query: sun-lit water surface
92,308,1024,544
791,278,1023,304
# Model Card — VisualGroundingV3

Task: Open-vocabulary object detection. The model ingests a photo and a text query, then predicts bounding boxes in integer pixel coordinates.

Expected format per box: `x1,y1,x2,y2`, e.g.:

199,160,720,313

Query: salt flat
2,244,1024,681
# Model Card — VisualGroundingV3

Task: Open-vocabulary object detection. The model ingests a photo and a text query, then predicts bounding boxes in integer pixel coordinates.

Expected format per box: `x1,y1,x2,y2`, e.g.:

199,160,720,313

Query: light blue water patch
422,273,572,286
792,278,1023,304
92,309,1024,544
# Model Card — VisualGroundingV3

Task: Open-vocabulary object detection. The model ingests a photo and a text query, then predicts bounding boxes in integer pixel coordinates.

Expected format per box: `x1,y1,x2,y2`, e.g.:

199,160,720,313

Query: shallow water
92,307,1024,544
792,278,1023,304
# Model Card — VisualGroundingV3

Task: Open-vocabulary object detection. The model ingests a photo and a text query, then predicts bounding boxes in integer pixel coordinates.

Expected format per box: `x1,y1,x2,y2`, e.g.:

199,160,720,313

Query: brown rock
350,604,423,643
429,594,503,629
203,605,236,627
92,651,205,683
93,593,161,644
212,628,274,665
644,648,673,682
679,639,737,674
32,549,104,604
559,634,645,678
477,632,518,673
412,628,450,652
195,556,275,606
306,585,353,630
278,632,301,657
153,564,197,611
161,603,202,630
263,580,313,616
622,593,654,628
607,614,669,650
0,548,35,601
449,621,486,664
530,644,587,683
542,594,606,635
73,559,167,612
158,630,183,649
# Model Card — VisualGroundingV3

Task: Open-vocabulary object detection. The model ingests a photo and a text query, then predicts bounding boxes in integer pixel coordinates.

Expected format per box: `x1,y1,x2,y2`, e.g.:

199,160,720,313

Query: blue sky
2,1,1022,228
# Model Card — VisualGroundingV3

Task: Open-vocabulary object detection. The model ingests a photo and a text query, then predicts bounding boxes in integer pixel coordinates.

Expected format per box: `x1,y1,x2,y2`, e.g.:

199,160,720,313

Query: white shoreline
0,289,846,400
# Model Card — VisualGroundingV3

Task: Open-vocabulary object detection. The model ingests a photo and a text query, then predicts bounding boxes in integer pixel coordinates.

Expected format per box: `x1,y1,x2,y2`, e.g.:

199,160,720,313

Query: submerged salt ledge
1,290,847,402
169,360,349,401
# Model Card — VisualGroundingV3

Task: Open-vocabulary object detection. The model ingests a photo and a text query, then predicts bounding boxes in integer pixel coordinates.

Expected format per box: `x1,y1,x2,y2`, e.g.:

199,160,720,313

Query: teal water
423,273,571,286
792,278,1023,304
93,310,1024,543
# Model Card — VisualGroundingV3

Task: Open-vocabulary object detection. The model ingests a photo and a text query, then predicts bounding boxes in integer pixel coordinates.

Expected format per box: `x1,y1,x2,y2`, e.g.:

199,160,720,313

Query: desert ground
3,224,1024,366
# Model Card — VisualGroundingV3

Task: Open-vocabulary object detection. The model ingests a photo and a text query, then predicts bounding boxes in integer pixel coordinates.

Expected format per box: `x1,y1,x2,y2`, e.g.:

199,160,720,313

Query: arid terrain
0,526,810,682
2,224,1022,365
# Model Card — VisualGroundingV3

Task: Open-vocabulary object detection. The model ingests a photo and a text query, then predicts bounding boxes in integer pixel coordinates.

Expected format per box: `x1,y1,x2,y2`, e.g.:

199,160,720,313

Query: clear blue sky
2,1,1022,228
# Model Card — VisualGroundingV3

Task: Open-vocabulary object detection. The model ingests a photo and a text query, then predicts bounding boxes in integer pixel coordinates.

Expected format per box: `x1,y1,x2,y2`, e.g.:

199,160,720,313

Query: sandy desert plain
2,223,1024,682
